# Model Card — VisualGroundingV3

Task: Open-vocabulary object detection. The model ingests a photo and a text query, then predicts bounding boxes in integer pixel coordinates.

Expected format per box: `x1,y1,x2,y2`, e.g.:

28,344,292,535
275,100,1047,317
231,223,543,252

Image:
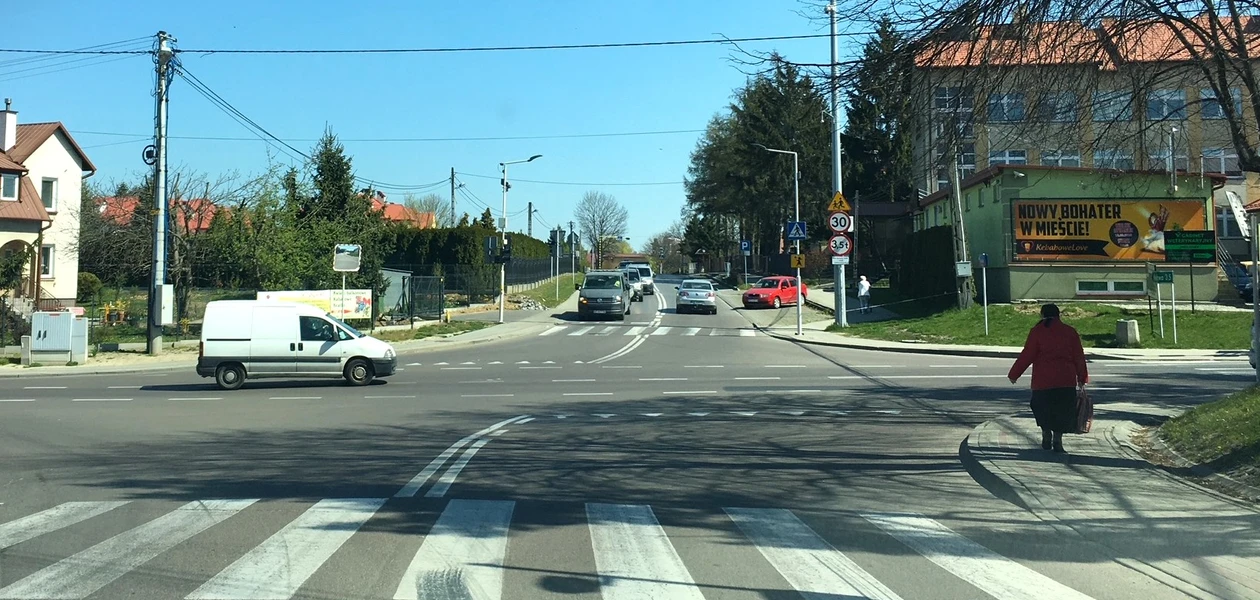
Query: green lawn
1161,386,1260,489
515,273,584,309
830,302,1251,349
370,320,495,343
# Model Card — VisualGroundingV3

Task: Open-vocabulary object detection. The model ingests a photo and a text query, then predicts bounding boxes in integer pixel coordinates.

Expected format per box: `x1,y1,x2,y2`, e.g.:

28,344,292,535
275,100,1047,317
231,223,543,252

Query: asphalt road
0,273,1254,599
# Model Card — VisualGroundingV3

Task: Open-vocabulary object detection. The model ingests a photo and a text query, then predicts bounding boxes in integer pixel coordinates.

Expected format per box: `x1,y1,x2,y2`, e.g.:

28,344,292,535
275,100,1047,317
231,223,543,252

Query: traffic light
501,234,514,262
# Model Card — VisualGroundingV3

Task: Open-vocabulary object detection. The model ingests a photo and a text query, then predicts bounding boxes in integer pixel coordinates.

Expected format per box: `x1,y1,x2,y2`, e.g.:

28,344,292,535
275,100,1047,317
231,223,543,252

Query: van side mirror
575,283,581,290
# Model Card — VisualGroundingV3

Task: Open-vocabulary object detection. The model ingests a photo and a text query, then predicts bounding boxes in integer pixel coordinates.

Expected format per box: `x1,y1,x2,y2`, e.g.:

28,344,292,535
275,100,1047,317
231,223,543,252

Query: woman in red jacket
1008,304,1089,453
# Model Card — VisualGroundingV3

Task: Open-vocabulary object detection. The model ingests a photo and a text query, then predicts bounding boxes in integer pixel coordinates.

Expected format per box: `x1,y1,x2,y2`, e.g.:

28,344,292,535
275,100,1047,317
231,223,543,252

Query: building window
1217,205,1244,238
1037,91,1078,122
1202,147,1242,177
40,245,54,279
1076,280,1146,295
987,92,1026,122
989,149,1027,165
1149,149,1190,172
1201,88,1242,120
1094,149,1135,170
936,143,976,189
41,178,57,212
1041,150,1081,167
965,192,973,211
1147,89,1187,121
934,86,974,112
1,174,16,200
1093,91,1133,122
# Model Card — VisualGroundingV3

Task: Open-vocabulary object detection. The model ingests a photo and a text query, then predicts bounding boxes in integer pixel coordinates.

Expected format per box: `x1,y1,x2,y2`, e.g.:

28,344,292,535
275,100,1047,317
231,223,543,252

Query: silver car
676,279,717,314
622,268,644,301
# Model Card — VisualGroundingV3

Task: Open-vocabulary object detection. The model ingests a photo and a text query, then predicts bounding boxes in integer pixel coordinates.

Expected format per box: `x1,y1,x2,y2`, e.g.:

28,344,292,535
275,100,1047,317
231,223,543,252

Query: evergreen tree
843,17,916,205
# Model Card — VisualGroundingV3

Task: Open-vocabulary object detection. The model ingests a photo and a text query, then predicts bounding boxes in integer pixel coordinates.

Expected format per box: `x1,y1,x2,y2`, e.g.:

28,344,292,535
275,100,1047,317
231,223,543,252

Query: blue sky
5,1,863,247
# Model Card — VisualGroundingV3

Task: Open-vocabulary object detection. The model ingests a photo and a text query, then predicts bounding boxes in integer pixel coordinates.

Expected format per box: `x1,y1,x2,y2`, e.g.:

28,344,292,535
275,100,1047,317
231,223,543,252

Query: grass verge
370,320,495,343
1160,386,1260,489
828,302,1250,349
513,273,585,309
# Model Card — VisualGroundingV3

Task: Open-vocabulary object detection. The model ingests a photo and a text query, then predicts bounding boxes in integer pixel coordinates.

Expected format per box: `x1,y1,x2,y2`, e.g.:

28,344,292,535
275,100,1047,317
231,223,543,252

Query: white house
0,99,96,308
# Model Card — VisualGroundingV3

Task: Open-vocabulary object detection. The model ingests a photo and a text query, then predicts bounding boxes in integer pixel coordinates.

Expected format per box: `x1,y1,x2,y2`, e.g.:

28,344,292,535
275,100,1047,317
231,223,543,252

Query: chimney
0,99,15,153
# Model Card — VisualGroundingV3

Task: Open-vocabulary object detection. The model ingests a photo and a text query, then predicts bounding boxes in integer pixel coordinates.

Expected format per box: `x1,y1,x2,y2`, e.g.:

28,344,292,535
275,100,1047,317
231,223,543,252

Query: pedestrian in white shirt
857,275,872,314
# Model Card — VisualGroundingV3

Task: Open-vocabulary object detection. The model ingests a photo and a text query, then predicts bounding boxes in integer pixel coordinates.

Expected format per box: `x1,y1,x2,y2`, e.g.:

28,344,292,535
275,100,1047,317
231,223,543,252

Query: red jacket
1008,319,1089,390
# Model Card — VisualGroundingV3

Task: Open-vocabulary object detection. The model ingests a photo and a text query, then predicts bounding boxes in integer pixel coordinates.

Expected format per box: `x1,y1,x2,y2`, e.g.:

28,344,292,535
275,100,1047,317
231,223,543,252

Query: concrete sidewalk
759,325,1249,361
803,288,900,324
962,408,1260,598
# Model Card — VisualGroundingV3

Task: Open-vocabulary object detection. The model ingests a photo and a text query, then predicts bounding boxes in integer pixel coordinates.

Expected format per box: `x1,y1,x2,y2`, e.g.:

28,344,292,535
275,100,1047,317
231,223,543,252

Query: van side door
296,316,346,374
248,306,297,374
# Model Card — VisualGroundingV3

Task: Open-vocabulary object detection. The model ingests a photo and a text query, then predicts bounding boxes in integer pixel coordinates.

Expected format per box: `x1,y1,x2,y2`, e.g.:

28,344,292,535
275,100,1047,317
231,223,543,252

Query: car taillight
707,292,714,298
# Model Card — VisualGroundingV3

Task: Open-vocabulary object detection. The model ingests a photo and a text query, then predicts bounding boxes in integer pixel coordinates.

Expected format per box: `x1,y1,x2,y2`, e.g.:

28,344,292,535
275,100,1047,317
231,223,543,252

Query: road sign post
740,239,751,286
979,253,989,336
1165,230,1214,313
1153,270,1174,338
828,193,852,328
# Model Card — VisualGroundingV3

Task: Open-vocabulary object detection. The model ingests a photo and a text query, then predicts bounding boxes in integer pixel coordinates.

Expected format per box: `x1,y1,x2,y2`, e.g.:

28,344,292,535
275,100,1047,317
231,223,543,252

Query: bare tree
643,220,687,273
575,191,629,269
403,192,456,228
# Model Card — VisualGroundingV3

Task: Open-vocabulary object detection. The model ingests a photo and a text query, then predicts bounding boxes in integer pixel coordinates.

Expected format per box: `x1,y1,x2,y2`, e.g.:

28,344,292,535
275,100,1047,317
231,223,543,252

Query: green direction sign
1163,230,1216,263
1153,271,1175,284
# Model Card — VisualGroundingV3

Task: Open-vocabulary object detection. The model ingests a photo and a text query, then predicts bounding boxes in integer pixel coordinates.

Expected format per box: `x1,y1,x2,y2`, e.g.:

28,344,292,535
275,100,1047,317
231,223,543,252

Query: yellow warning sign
790,254,806,269
828,191,851,212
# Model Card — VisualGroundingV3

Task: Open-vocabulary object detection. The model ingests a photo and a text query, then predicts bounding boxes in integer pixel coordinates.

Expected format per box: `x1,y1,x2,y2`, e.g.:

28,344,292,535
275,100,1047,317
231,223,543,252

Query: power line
69,128,706,143
460,172,683,187
0,53,144,82
0,31,876,57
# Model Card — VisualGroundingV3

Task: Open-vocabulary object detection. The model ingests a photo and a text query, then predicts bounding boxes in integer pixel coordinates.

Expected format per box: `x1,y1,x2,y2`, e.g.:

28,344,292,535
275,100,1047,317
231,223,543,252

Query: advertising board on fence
256,290,373,320
1013,200,1207,261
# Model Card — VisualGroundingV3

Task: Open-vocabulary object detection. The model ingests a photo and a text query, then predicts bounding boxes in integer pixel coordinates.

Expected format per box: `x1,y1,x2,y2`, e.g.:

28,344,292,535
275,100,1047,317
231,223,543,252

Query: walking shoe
1041,430,1052,450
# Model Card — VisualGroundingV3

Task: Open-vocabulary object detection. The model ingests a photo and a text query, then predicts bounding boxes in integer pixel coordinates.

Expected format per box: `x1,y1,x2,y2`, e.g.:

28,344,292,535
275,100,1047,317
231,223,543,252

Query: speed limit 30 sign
829,234,852,257
828,211,852,233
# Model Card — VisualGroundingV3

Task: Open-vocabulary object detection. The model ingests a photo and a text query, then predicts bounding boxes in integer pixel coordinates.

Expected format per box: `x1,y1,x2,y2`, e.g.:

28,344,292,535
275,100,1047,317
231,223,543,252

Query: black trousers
1030,387,1077,434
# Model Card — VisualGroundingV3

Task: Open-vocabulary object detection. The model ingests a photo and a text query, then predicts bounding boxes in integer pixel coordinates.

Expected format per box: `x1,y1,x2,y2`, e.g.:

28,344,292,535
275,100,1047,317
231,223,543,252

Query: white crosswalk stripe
539,326,566,337
0,499,1103,600
569,326,595,336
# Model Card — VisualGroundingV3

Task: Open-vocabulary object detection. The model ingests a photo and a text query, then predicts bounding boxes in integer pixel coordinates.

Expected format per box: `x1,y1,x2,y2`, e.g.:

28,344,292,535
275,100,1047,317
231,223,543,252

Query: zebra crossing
540,324,759,338
0,497,1101,599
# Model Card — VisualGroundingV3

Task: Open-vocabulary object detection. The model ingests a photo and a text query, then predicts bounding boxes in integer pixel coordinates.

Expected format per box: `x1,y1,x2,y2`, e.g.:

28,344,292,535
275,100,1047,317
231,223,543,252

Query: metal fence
384,257,576,310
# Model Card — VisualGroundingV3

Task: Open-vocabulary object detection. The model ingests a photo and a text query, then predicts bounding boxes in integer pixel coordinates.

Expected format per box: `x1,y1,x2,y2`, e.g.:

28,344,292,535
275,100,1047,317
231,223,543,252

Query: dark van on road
577,270,632,321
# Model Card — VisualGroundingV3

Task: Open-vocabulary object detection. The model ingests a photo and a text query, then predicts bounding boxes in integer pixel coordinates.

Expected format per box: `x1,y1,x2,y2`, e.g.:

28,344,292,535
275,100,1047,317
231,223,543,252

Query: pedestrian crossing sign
785,221,807,241
828,191,851,212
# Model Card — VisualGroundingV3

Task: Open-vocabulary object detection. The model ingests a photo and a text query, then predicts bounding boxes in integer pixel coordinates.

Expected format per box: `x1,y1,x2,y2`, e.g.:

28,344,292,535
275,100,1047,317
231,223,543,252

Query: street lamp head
752,143,768,151
528,154,542,162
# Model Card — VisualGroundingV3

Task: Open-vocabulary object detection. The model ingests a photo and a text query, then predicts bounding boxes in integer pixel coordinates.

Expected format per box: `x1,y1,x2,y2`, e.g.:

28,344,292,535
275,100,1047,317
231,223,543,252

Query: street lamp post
498,154,542,324
754,144,803,336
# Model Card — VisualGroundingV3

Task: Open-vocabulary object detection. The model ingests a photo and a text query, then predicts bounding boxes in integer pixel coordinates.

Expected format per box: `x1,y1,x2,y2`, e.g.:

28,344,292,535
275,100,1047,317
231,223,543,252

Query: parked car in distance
577,270,631,321
742,276,807,309
197,300,397,390
676,279,717,314
622,268,644,301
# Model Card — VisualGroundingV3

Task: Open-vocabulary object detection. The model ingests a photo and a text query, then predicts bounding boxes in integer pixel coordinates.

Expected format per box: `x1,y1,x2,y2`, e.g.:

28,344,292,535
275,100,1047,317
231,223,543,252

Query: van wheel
215,364,246,391
345,358,374,386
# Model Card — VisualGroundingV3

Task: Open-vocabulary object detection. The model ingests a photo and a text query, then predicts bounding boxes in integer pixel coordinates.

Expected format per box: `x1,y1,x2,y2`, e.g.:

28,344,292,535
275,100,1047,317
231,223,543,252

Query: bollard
1115,319,1141,348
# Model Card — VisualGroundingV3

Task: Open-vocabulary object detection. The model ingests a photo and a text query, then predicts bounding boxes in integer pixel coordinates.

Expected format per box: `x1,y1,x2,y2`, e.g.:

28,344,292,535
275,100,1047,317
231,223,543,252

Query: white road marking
596,326,617,336
427,438,492,497
487,361,503,365
783,390,821,394
406,362,422,366
570,326,596,336
1,499,256,600
268,396,321,400
189,498,383,600
626,326,647,336
1195,367,1255,373
683,365,724,368
107,385,142,389
393,500,515,600
864,513,1097,600
651,327,672,336
642,413,663,417
516,360,530,364
554,415,571,419
434,362,449,366
727,508,904,600
461,361,477,365
733,411,758,416
24,386,65,390
0,501,129,551
765,365,806,368
688,412,710,417
517,418,534,424
72,398,131,402
365,395,416,399
586,503,705,600
594,414,616,418
683,327,701,336
590,336,648,364
851,365,901,368
395,416,528,497
828,374,1010,380
564,392,614,396
169,397,222,401
929,364,979,368
442,367,483,371
601,365,642,369
520,366,562,370
876,410,902,415
461,394,516,398
640,377,687,381
827,410,849,415
0,399,35,402
553,379,598,383
662,390,716,395
735,376,780,381
739,329,756,337
543,360,556,364
539,326,567,336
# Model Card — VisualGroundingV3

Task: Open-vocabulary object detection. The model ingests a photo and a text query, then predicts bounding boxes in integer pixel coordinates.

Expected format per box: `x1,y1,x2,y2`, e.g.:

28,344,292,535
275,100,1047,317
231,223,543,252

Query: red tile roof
98,196,219,233
9,122,97,173
369,195,437,228
0,176,51,221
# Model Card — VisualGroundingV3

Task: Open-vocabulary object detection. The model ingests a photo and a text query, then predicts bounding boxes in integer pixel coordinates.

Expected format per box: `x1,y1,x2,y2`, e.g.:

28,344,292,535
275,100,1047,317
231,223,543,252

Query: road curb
1119,422,1260,504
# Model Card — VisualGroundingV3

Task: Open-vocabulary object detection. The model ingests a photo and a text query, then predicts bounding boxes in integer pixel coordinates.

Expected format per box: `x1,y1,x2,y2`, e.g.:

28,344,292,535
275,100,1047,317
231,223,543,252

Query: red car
742,276,807,309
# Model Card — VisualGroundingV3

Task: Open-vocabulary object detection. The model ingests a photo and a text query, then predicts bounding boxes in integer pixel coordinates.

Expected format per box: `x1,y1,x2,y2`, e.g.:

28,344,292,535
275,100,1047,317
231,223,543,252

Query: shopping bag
1075,386,1094,434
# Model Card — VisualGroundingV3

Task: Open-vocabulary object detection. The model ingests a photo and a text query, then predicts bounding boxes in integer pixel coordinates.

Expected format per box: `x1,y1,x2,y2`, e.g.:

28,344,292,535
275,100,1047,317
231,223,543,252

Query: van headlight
385,347,395,358
614,295,622,302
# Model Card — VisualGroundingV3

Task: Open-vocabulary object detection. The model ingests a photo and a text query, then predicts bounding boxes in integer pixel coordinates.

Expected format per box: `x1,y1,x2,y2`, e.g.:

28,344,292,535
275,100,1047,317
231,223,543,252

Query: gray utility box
29,311,88,365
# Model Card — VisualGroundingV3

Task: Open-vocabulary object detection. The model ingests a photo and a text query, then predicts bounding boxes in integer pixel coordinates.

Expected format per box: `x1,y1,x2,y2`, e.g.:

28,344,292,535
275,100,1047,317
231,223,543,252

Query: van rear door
249,306,297,374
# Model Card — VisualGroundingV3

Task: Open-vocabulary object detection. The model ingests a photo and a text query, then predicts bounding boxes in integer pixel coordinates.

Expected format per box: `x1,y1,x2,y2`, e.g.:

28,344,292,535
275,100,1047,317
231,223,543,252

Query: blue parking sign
785,221,807,241
740,240,751,252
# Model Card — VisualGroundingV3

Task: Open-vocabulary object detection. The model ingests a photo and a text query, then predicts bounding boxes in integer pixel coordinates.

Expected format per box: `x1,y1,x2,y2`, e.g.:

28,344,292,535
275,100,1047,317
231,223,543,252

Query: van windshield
637,267,651,277
585,275,623,289
325,314,362,338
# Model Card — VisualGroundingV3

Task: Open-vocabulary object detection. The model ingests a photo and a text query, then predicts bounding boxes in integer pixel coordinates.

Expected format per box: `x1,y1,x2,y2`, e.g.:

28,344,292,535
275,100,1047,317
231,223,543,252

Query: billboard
1013,200,1208,261
256,289,373,320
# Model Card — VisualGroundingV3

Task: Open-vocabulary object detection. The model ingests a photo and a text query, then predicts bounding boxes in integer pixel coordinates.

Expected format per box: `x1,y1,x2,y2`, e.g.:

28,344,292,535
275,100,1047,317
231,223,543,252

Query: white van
197,300,397,390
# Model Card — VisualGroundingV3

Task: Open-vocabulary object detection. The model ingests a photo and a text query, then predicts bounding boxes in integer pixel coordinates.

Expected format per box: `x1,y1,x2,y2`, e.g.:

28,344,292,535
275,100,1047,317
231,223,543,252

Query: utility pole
450,167,456,226
948,146,974,309
827,2,847,328
570,221,576,274
148,31,175,355
527,201,533,237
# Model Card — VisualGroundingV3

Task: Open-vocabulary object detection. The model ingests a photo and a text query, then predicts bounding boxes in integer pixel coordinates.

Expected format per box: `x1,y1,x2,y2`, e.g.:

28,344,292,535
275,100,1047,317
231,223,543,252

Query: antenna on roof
3,99,10,111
